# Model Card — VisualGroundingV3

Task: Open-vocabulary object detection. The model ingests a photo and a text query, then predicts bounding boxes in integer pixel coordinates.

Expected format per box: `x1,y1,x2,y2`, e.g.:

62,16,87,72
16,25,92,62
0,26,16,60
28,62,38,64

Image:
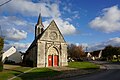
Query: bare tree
68,44,85,61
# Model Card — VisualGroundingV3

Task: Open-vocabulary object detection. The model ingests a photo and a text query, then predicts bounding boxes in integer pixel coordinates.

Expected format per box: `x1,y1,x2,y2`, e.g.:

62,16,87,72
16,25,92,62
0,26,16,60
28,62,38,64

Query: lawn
0,62,99,80
0,66,32,80
68,62,100,69
0,66,61,80
13,68,61,80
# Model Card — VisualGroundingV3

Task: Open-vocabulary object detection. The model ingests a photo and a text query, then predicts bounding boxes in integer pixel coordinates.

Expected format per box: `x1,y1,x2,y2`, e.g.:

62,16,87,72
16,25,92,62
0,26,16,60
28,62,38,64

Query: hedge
0,61,3,71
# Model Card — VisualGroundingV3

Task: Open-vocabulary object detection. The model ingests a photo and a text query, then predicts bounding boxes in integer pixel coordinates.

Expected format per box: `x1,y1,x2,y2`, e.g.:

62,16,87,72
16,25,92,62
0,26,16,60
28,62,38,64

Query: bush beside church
0,37,4,72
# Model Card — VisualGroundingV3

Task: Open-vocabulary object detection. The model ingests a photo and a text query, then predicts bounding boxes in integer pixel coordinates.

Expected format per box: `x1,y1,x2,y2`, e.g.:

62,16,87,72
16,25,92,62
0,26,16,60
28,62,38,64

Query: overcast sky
0,0,120,52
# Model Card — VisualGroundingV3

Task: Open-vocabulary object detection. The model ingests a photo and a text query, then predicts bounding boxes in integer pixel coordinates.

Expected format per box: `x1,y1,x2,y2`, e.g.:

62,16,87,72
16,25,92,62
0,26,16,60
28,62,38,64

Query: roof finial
37,13,42,25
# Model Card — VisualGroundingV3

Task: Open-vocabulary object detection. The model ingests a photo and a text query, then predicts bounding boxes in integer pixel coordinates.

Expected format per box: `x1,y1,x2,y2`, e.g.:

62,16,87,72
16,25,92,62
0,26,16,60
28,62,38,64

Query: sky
0,0,120,52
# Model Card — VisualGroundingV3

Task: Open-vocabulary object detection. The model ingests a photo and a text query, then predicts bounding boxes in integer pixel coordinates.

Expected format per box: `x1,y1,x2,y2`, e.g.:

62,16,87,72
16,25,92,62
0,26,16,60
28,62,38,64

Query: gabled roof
50,20,66,42
26,20,66,52
37,20,66,42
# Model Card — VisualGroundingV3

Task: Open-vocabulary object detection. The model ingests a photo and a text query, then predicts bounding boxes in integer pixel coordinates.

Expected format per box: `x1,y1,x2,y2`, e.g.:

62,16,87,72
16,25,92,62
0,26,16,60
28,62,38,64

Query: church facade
23,14,68,67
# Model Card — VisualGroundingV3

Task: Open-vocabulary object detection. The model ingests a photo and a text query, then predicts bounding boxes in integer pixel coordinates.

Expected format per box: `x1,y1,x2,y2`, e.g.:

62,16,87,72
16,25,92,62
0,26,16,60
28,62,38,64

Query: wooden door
48,55,53,66
54,55,59,66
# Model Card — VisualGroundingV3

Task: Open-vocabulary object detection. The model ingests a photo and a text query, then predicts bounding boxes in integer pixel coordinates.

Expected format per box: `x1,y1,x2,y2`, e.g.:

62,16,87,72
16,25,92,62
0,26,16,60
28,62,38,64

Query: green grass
0,67,61,80
14,68,61,80
0,62,3,71
0,62,99,80
0,66,32,80
111,59,120,62
109,59,120,63
68,62,100,69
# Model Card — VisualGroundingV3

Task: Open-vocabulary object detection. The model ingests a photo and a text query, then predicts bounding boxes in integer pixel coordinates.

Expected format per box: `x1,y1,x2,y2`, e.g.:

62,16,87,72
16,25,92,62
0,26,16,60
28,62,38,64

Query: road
63,61,120,80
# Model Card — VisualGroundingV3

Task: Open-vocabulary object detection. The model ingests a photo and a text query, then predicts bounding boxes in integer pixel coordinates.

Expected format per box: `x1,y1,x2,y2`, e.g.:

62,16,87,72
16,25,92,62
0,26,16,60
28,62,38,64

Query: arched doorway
47,47,59,67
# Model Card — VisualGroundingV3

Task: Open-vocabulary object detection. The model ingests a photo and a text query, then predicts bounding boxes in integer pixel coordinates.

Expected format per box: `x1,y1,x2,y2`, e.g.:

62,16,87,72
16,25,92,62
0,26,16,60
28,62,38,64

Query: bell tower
35,13,44,39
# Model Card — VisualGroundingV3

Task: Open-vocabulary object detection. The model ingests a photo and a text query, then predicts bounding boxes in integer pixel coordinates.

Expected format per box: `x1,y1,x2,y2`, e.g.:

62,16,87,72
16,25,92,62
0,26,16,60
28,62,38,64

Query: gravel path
4,64,21,69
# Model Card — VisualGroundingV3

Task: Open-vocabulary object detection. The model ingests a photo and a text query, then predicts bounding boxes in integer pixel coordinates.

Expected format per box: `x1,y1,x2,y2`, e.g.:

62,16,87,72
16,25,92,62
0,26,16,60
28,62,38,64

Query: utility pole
0,26,5,38
0,26,2,37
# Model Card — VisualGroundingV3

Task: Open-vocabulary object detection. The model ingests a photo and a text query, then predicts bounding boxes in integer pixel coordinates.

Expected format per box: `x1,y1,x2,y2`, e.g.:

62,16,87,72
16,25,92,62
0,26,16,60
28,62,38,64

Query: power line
0,0,12,7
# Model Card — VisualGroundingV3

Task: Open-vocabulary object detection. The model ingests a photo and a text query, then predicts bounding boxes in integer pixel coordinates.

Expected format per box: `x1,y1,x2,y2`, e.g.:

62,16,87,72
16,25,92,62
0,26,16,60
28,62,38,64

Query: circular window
49,32,57,40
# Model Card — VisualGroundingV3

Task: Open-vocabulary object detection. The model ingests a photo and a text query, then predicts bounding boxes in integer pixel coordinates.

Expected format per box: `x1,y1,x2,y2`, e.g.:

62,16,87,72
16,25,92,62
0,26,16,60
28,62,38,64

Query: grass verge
0,66,32,80
14,68,61,80
0,66,61,80
68,61,100,69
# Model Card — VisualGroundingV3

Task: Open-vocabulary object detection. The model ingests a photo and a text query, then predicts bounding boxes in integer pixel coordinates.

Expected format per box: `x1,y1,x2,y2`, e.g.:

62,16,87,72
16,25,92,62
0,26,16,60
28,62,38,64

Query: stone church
23,14,68,67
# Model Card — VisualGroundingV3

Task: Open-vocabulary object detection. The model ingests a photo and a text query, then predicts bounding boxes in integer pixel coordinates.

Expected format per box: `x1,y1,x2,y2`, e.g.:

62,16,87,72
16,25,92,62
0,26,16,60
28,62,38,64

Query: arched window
41,28,44,32
38,27,40,34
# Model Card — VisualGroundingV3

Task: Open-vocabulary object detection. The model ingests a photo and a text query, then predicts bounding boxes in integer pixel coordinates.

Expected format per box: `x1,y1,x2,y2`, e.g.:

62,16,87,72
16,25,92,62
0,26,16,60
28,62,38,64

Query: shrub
0,37,4,72
0,37,4,51
0,61,3,72
4,60,15,64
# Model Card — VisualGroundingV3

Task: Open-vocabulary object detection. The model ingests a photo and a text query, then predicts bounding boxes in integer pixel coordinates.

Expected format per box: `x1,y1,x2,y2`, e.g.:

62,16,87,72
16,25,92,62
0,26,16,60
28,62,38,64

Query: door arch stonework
47,46,59,67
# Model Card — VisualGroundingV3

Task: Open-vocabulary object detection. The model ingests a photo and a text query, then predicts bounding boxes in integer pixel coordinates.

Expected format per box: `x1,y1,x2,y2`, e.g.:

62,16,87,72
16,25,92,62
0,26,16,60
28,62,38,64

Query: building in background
2,46,22,64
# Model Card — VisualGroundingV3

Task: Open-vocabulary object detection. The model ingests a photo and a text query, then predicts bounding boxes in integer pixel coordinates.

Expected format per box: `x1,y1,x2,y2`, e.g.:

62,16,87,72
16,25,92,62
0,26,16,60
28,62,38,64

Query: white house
2,46,22,63
87,50,102,60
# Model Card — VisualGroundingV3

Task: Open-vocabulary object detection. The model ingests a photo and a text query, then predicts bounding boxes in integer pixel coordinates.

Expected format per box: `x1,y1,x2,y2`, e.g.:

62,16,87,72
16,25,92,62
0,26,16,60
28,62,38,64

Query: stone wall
61,43,68,66
37,40,46,67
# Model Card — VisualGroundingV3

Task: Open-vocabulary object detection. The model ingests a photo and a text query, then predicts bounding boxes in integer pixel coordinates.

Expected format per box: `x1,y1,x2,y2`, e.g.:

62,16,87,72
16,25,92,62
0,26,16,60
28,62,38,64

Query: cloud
90,5,120,33
73,14,80,19
63,4,80,20
4,42,31,52
0,0,77,51
4,28,27,41
106,37,120,46
0,16,35,41
87,37,120,51
54,18,76,35
43,17,76,35
0,16,34,32
0,0,60,17
63,6,71,13
65,18,72,22
0,0,76,35
88,43,106,52
50,3,61,18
